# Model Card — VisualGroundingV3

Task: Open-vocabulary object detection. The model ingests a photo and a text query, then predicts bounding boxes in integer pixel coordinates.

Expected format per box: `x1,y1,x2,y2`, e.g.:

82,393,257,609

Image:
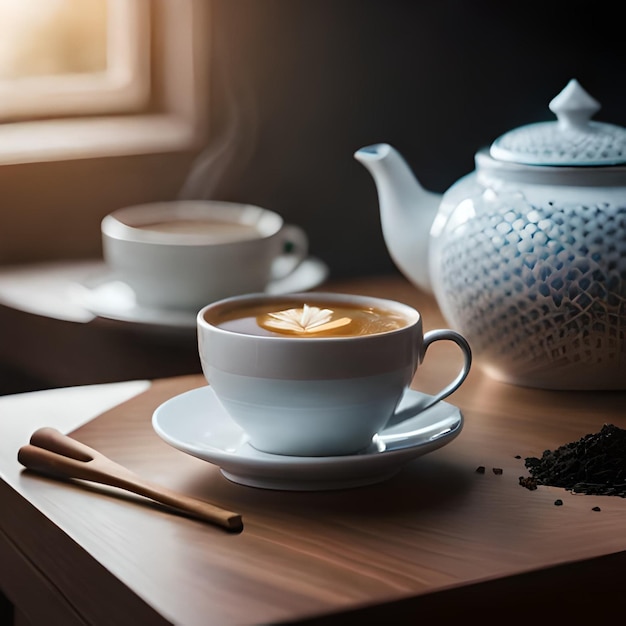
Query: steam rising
178,60,258,201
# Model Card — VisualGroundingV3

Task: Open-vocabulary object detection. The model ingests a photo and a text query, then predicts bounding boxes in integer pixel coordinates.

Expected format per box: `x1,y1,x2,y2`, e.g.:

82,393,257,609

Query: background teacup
101,200,308,310
197,292,472,457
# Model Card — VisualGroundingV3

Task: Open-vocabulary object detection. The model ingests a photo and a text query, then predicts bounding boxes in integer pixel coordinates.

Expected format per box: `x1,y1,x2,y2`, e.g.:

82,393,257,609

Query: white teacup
101,200,308,310
197,292,472,457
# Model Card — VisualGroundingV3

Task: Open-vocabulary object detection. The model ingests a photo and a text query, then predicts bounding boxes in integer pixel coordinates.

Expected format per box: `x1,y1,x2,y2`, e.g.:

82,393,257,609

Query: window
0,0,150,122
0,0,208,164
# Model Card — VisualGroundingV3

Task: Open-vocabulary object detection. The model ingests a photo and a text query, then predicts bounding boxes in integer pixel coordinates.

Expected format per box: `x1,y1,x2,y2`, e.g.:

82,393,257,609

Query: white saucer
152,386,463,491
69,257,329,328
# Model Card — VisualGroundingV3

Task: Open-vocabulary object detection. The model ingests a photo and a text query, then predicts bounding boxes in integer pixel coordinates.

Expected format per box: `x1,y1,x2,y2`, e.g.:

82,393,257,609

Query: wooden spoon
17,427,243,533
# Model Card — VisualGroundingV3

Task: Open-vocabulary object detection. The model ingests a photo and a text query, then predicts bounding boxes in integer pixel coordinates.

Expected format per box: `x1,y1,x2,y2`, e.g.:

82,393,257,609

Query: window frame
0,0,151,122
0,0,209,165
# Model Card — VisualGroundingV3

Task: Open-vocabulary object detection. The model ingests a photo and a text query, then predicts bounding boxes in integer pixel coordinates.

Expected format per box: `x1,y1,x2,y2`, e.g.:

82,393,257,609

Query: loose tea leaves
518,475,538,490
521,424,626,497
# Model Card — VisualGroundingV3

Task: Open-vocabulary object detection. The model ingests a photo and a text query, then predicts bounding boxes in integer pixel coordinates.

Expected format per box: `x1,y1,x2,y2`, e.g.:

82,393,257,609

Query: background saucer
71,256,329,328
152,385,463,490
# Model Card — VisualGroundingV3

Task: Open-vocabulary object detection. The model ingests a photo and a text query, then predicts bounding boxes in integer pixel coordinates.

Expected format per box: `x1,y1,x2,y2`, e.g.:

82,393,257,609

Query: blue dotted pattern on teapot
435,190,626,388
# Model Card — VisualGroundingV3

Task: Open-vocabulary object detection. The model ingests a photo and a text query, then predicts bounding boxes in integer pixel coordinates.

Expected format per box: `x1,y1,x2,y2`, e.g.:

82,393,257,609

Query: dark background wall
201,0,626,280
2,0,624,397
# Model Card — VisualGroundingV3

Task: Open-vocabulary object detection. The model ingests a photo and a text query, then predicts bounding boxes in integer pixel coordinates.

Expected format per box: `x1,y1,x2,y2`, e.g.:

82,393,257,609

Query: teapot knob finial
549,78,601,130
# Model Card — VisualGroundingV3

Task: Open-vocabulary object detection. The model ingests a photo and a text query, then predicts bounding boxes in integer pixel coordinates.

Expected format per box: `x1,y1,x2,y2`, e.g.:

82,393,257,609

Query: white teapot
355,79,626,390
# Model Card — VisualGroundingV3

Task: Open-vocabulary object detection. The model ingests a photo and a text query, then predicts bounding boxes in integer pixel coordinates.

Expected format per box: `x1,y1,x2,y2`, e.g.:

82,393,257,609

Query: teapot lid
490,79,626,166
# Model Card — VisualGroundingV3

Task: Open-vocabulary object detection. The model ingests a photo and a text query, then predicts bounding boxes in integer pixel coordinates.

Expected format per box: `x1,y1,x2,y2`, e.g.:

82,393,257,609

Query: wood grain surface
68,277,626,624
3,275,626,625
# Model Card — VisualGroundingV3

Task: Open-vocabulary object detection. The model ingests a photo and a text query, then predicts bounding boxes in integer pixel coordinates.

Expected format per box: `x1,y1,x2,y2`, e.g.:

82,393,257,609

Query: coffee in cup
198,292,472,456
134,218,263,240
101,200,308,310
212,298,410,337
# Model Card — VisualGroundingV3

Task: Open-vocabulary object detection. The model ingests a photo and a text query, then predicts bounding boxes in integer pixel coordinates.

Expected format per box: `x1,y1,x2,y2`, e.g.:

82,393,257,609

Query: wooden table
2,274,626,625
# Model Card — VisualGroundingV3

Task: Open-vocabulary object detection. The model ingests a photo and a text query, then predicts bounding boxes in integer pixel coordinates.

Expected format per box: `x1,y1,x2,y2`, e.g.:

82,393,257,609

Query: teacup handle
419,329,472,411
384,329,472,430
269,224,309,281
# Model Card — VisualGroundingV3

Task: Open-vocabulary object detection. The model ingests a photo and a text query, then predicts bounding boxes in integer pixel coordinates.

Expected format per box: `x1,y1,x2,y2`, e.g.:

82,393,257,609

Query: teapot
355,79,626,390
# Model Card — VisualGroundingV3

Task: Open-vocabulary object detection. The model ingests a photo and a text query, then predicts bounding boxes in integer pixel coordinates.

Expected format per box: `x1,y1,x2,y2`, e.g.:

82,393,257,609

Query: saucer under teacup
70,257,329,328
151,386,463,491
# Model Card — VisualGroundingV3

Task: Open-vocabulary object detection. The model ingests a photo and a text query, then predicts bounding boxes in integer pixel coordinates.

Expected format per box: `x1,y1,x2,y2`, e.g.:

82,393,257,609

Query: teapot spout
354,143,441,294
